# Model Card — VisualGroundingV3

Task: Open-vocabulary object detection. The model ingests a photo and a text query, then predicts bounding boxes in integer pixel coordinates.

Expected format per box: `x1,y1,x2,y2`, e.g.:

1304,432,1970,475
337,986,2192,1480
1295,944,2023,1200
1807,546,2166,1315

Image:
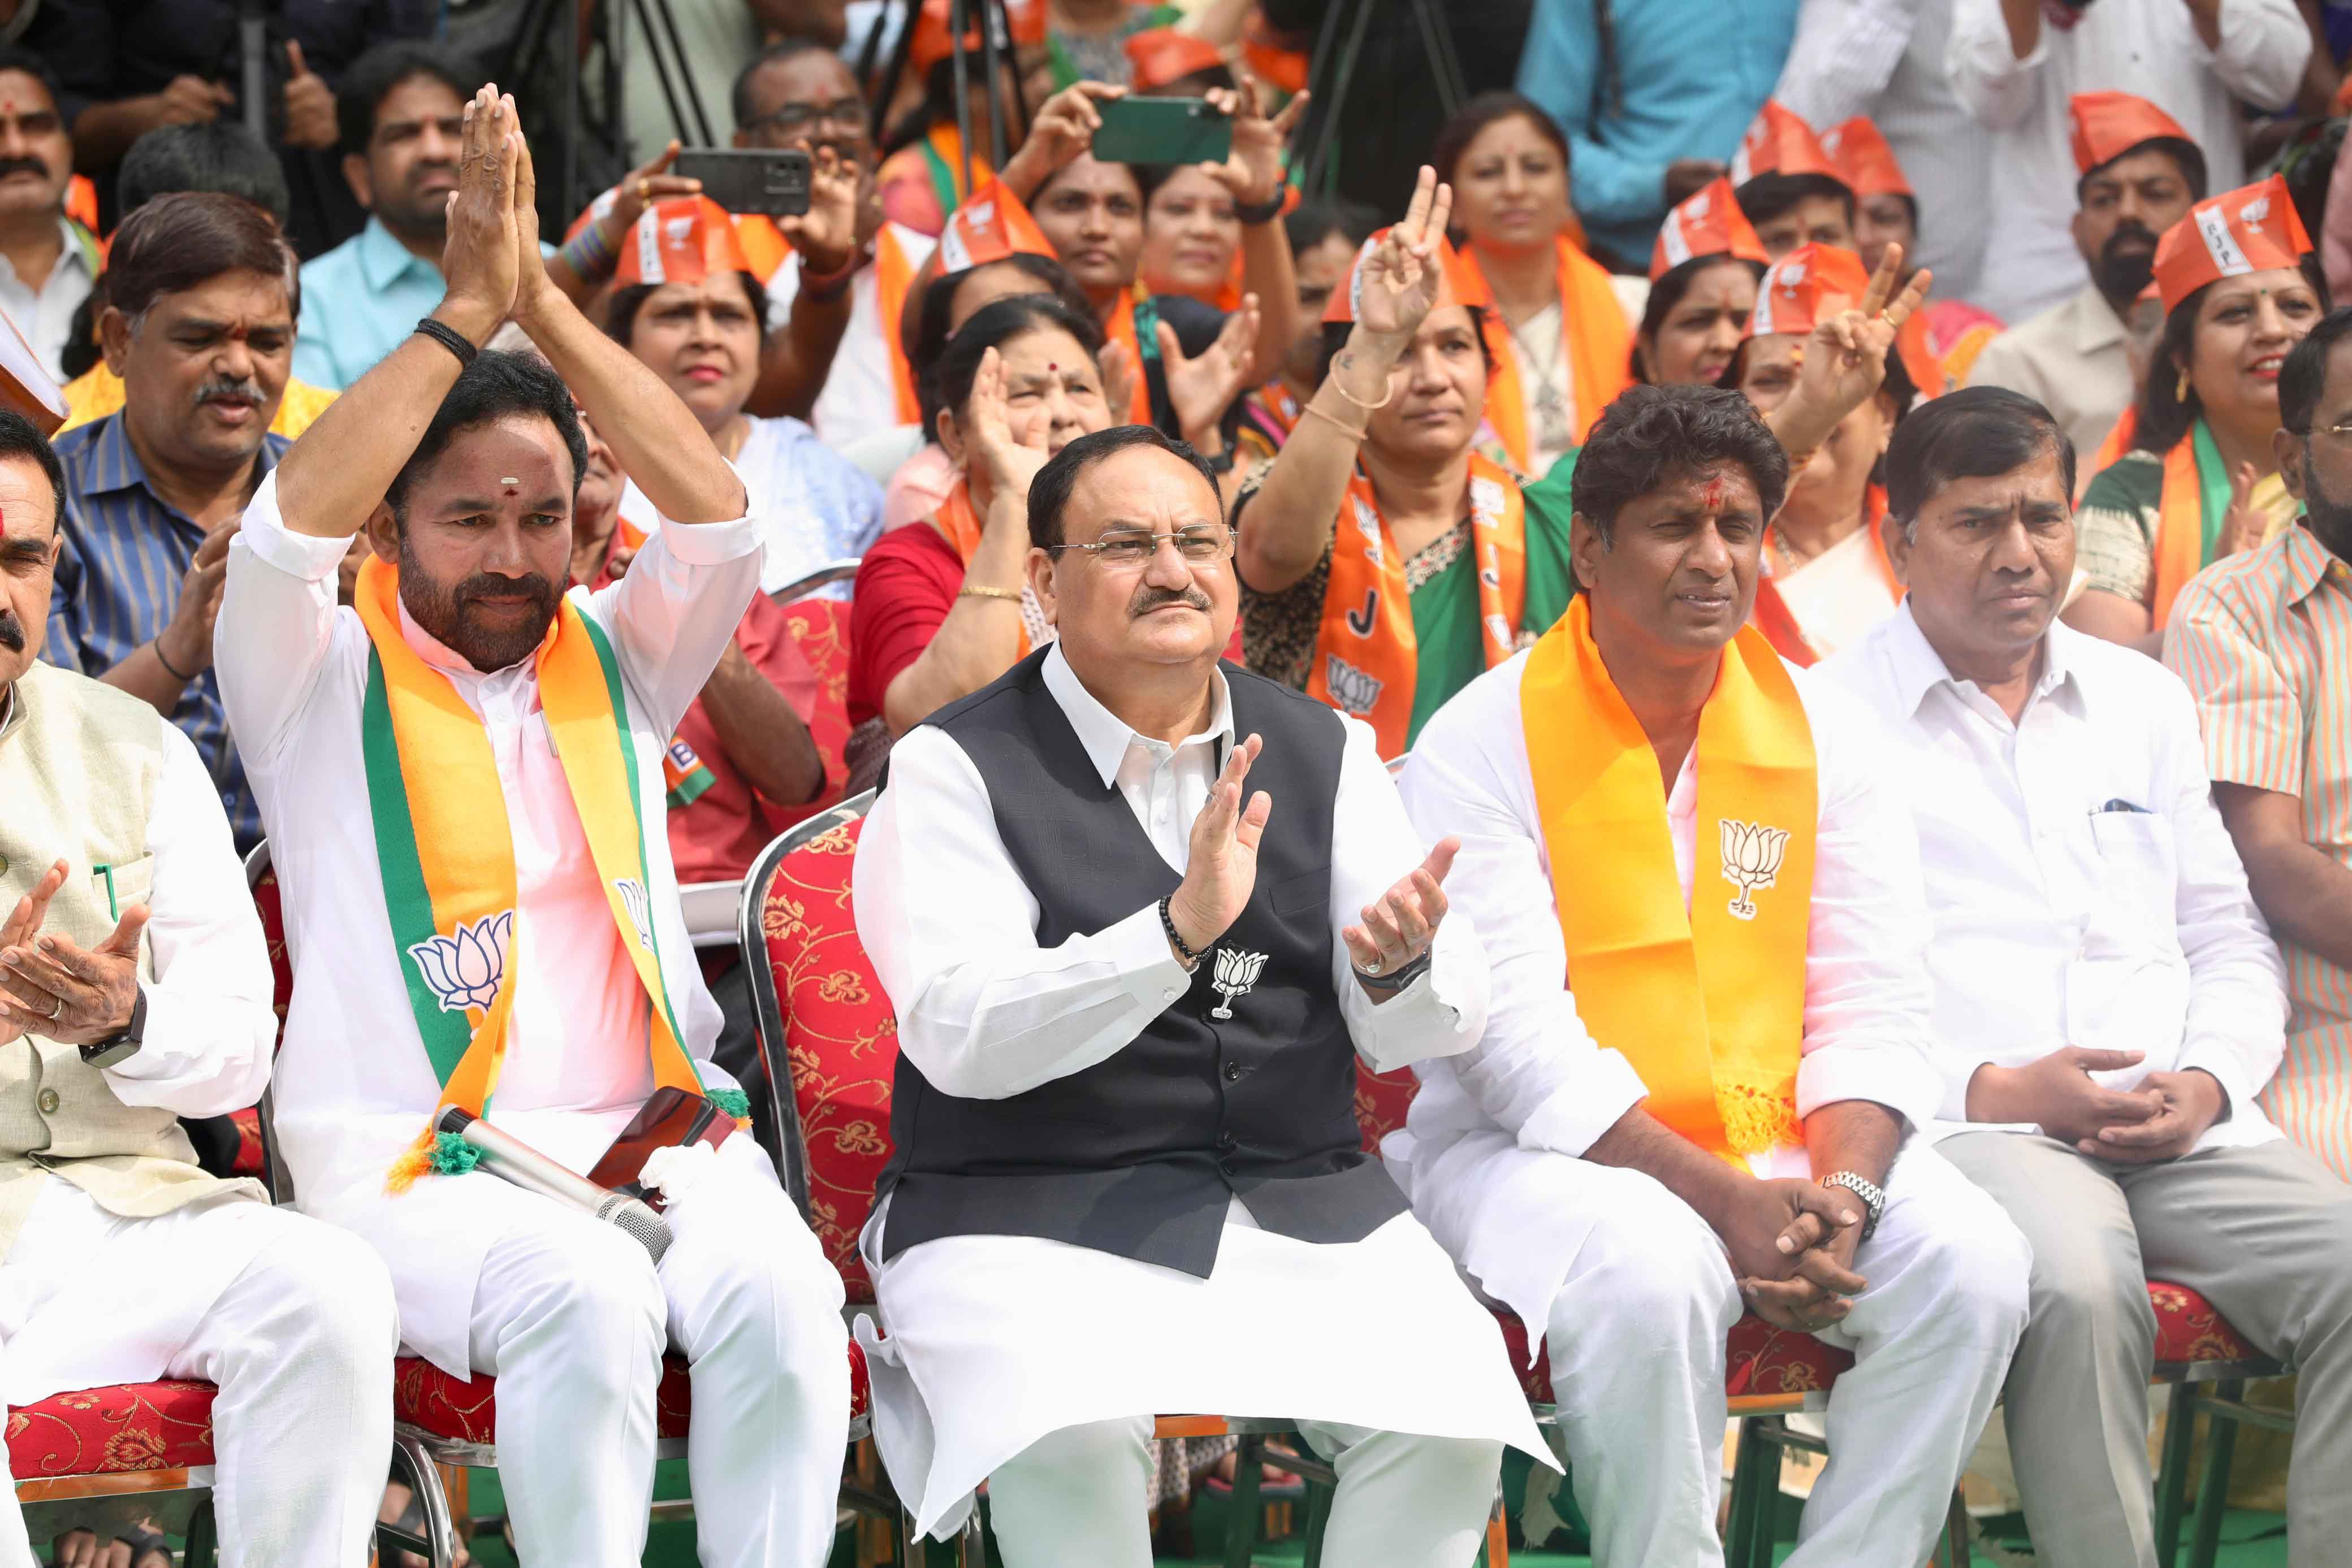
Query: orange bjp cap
1748,243,1872,339
2068,91,2194,176
909,0,1048,77
1821,117,1911,199
1650,176,1769,280
2151,174,2313,313
1728,101,1843,187
1125,28,1226,90
615,197,754,288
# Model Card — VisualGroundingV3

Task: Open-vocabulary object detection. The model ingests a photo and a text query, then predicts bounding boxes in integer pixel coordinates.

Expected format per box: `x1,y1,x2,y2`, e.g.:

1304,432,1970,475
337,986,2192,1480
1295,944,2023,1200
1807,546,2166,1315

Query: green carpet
439,1458,2293,1567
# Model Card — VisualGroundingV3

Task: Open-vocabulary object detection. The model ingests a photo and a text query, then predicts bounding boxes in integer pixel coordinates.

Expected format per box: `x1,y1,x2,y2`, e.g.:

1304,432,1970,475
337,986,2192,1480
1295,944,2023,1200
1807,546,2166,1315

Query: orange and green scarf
1521,596,1815,1163
357,557,730,1192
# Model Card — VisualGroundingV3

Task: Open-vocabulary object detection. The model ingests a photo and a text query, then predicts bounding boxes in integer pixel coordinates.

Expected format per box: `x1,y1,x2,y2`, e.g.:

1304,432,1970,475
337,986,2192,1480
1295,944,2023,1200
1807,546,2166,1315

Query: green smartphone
1089,97,1233,167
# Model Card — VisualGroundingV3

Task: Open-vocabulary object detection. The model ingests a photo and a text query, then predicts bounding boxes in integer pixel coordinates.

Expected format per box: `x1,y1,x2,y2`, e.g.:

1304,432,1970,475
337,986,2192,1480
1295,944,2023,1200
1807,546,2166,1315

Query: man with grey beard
46,190,297,851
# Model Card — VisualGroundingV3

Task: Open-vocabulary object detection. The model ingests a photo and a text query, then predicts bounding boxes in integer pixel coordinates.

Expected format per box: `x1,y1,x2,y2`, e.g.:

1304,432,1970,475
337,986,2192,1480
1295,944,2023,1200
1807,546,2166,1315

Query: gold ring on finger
637,177,652,203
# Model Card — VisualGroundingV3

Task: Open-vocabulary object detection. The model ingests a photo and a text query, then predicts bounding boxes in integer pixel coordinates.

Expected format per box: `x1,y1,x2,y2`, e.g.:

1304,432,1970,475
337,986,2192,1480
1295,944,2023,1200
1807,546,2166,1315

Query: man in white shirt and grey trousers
1822,385,2352,1568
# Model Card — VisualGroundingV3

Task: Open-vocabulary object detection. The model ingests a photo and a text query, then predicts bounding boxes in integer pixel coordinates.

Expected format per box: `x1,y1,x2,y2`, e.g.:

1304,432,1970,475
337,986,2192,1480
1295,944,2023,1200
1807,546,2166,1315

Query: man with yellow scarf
213,90,850,1567
1383,383,2031,1567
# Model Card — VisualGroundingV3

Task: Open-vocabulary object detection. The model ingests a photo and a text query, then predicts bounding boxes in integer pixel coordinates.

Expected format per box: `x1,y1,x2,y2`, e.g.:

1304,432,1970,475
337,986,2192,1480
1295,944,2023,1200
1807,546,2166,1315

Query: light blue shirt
1516,0,1799,267
292,216,444,392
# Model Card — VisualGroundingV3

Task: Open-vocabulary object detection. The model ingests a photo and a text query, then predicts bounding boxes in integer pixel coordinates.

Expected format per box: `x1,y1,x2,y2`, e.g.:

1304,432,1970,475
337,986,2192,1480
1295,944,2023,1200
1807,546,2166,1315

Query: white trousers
985,1414,1502,1568
0,1193,398,1567
449,1137,849,1568
1531,1141,2028,1568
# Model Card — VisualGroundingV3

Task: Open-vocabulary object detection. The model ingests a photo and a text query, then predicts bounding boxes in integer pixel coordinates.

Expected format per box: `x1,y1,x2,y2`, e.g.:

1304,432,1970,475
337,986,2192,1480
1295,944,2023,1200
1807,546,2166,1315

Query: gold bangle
1299,401,1368,441
957,584,1023,601
1328,375,1398,414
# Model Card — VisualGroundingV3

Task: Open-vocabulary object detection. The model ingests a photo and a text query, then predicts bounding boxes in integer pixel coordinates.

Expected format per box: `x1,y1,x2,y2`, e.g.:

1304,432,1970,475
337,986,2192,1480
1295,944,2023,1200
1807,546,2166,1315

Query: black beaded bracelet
413,317,479,368
1158,896,1204,969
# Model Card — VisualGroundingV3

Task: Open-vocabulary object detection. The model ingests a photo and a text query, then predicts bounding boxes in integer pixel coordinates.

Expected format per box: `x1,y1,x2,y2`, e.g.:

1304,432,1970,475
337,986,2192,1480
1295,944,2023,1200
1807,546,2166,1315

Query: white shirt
1964,283,2133,464
764,222,937,452
1393,648,1944,1183
1947,0,2310,324
214,472,764,1222
0,680,273,1115
1820,604,2286,1152
1775,0,1995,309
0,218,94,385
853,644,1489,1105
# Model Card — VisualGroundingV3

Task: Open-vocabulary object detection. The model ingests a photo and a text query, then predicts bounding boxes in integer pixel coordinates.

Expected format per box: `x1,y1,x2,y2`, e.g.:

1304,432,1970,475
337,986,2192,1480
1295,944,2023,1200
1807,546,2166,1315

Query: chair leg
2188,1380,2243,1568
2155,1383,2200,1566
956,1506,987,1568
1929,1483,1970,1568
1299,1474,1333,1568
381,1432,465,1568
1483,1482,1511,1567
1724,1417,1776,1568
1223,1434,1266,1568
181,1498,217,1568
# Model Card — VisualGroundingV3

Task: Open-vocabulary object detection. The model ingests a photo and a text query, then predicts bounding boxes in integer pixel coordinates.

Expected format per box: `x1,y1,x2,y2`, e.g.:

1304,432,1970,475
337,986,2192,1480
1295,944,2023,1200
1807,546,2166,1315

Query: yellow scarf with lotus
354,557,717,1193
1520,596,1815,1163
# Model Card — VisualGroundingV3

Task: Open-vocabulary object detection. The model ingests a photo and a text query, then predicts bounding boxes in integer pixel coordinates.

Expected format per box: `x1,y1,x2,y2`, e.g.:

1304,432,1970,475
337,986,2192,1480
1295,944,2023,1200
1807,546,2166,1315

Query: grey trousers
1940,1132,2352,1568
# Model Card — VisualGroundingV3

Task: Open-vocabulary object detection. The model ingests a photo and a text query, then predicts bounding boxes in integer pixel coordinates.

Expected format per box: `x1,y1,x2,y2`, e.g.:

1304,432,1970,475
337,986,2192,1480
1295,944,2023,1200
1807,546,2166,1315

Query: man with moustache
216,92,850,1566
292,43,477,391
1966,94,2203,462
2168,309,2352,1186
0,50,97,384
1386,383,2029,1568
1822,385,2352,1568
45,192,295,853
0,404,400,1567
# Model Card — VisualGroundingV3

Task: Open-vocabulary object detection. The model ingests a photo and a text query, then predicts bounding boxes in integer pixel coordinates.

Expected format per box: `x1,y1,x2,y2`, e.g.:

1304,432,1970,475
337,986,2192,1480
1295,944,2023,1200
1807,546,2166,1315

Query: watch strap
1821,1169,1886,1244
1234,190,1287,226
80,986,146,1069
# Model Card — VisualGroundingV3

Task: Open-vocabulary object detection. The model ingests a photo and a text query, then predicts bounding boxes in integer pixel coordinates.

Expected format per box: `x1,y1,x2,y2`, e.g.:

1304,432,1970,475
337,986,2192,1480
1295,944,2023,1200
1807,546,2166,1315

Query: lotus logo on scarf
1351,497,1383,565
1719,819,1791,922
614,878,655,952
2238,194,2271,227
1324,653,1383,717
409,912,514,1015
1209,947,1268,1020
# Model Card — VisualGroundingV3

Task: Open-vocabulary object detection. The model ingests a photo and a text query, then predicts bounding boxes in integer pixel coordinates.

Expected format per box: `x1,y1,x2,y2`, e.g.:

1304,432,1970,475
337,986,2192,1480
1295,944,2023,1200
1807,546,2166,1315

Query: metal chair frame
2152,1349,2293,1568
768,559,864,607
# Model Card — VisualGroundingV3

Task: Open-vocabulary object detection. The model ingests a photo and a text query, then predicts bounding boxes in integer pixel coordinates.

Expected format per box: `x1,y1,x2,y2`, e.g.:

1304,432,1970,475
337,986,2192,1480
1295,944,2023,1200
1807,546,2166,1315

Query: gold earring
2177,367,2192,401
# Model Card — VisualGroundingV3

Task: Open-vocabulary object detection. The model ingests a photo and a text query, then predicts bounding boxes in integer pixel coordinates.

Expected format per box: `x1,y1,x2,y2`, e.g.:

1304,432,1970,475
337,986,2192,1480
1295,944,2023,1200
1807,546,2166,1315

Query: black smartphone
674,148,812,217
589,1084,735,1209
1090,98,1233,167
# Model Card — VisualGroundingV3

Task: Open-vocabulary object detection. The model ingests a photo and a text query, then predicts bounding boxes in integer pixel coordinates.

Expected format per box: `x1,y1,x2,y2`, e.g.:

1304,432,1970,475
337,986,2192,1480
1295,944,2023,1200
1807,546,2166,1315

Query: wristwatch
1234,190,1286,226
1821,1169,1886,1245
79,987,147,1070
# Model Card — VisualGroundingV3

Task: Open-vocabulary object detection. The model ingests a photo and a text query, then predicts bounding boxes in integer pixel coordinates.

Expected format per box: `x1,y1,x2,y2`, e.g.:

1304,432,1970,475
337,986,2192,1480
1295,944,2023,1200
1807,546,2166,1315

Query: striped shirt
45,415,286,852
2163,523,2352,1179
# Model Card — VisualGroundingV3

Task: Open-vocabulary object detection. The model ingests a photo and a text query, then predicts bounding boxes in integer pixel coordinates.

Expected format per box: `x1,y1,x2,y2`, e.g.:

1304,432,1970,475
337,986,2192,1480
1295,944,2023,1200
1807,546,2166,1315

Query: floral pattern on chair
7,1381,217,1477
781,597,854,809
1353,1066,1418,1154
1490,1308,1852,1409
760,814,897,1304
2149,1281,2264,1366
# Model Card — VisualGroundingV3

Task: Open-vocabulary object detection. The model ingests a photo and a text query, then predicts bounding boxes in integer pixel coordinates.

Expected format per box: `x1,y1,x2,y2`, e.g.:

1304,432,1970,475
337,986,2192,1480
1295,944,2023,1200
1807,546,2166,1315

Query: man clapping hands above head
214,89,850,1568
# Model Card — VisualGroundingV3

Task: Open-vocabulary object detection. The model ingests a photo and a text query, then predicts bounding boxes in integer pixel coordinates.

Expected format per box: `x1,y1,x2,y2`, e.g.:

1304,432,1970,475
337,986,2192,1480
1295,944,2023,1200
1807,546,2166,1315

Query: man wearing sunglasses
851,422,1549,1566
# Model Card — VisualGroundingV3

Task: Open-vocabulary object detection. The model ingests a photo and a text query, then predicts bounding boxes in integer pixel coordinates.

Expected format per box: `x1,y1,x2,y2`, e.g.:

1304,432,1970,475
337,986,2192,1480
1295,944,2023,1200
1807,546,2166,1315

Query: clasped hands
1969,1047,2225,1165
1162,735,1456,999
434,85,565,345
0,859,148,1049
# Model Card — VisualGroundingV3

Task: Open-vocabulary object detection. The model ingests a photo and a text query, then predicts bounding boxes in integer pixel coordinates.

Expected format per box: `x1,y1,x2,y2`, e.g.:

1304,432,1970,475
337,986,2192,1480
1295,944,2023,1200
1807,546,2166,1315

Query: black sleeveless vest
874,651,1407,1276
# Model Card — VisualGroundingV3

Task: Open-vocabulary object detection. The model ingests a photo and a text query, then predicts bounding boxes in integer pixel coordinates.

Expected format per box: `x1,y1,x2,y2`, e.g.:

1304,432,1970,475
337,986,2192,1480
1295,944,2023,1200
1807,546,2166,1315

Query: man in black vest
851,423,1550,1564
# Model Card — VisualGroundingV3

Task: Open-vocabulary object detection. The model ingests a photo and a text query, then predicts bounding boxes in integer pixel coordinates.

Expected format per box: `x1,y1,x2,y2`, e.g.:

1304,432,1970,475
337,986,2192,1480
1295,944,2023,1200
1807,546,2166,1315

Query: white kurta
1384,648,1945,1339
763,221,937,450
1769,525,1901,665
1819,605,2289,1151
214,473,761,1375
851,647,1551,1539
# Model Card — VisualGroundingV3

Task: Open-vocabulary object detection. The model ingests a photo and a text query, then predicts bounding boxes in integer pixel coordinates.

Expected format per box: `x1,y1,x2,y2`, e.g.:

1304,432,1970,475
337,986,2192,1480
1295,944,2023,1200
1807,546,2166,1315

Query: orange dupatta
931,479,1033,658
2149,435,2203,631
1469,236,1633,470
1521,596,1815,1163
1102,292,1157,424
1751,484,1900,668
1306,453,1527,757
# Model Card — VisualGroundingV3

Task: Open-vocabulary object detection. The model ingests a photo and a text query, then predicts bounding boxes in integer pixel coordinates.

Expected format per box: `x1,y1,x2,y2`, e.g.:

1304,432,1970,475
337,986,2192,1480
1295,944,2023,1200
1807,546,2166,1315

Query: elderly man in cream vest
0,408,397,1567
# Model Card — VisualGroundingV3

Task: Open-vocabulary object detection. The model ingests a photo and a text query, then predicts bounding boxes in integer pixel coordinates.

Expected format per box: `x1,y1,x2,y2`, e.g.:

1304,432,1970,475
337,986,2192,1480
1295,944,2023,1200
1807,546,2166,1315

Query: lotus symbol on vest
1210,948,1268,1020
409,911,514,1014
1718,819,1790,922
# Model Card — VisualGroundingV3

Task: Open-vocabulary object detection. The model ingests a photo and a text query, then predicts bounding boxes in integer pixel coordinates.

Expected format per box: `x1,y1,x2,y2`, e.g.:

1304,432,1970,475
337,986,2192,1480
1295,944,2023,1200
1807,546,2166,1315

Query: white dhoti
859,1197,1553,1557
0,1183,398,1567
1392,1131,2030,1568
341,1133,848,1568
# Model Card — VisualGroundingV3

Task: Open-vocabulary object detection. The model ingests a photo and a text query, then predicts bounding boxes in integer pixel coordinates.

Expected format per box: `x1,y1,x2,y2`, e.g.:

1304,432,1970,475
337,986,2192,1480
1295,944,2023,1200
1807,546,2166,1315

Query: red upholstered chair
2151,1281,2290,1568
241,843,877,1567
772,561,861,813
8,1381,224,1565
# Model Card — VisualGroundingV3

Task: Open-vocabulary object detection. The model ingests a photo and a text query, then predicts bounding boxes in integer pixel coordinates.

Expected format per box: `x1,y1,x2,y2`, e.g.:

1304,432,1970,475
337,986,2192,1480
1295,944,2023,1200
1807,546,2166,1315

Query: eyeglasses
1044,526,1236,567
2297,420,2352,442
741,97,867,139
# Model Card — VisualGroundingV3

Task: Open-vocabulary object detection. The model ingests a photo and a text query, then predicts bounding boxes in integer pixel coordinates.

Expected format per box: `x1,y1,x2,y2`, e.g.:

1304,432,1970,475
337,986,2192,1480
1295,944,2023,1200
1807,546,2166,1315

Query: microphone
435,1106,674,1266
